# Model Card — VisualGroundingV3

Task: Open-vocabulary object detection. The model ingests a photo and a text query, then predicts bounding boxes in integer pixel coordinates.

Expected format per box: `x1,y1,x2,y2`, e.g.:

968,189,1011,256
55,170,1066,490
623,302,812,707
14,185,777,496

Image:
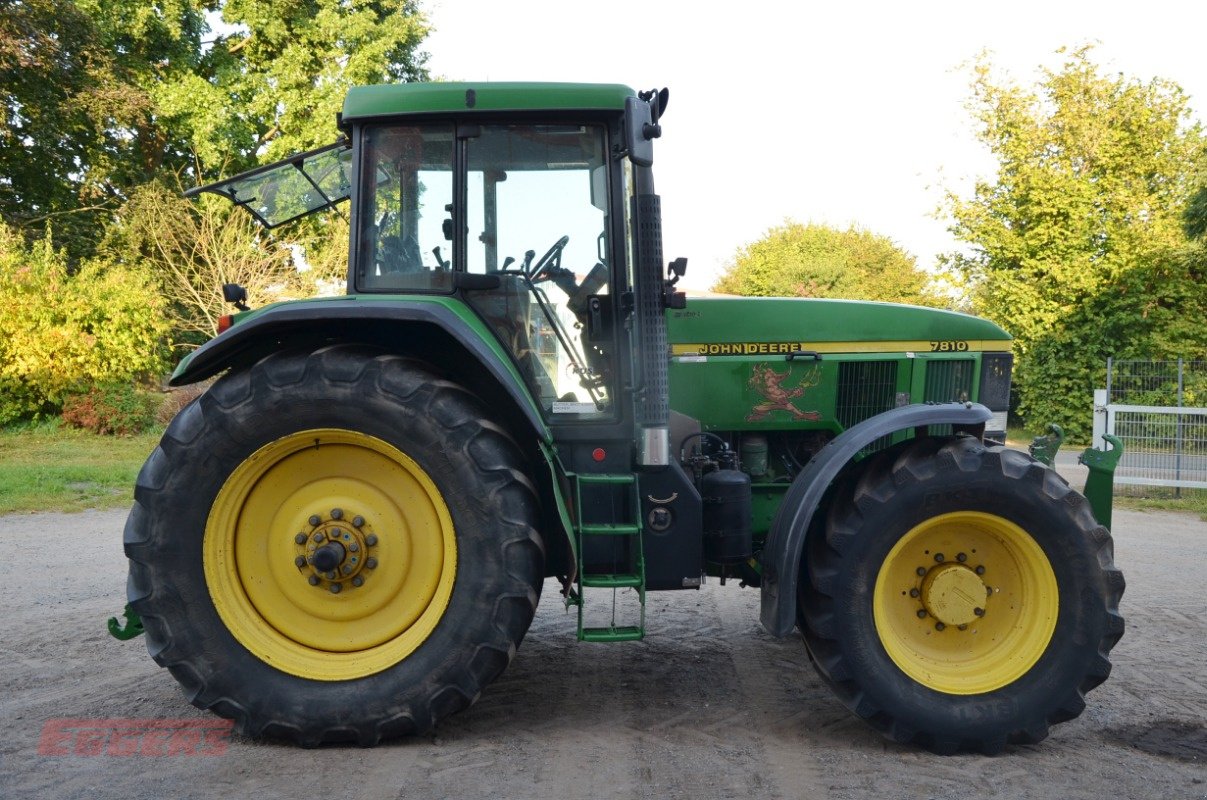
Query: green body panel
171,293,548,439
342,82,635,120
666,298,1011,431
666,297,1011,348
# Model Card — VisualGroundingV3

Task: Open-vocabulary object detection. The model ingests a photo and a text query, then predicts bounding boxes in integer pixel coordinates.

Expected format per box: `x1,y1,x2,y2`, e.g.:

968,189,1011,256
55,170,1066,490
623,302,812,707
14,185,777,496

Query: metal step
578,523,640,536
581,573,643,589
580,625,644,643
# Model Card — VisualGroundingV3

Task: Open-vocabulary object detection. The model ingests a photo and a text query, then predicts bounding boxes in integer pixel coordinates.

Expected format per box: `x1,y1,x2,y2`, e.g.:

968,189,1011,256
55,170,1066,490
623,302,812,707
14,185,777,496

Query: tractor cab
189,83,674,464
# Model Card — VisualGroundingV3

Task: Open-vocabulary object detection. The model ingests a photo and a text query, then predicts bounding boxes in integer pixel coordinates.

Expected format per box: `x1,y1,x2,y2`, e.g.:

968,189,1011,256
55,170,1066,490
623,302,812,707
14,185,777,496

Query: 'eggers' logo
38,718,234,757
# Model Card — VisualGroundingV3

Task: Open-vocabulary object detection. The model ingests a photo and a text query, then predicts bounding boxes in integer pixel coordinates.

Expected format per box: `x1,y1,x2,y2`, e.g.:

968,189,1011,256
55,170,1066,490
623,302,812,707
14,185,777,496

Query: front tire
124,347,544,745
800,436,1125,754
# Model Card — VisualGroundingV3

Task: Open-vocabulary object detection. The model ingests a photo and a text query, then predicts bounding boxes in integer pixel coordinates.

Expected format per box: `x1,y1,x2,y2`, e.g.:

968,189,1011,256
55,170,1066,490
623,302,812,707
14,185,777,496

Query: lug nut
331,508,343,520
326,571,337,580
366,534,378,547
352,576,364,587
294,556,306,568
956,553,967,563
909,588,920,598
935,622,946,631
309,515,322,527
307,575,319,586
329,583,342,594
974,607,985,616
916,609,927,619
934,553,945,563
313,532,325,543
975,565,985,575
295,533,307,544
352,516,365,528
349,542,360,552
986,585,993,596
958,624,968,631
366,558,378,570
342,564,353,575
916,567,926,576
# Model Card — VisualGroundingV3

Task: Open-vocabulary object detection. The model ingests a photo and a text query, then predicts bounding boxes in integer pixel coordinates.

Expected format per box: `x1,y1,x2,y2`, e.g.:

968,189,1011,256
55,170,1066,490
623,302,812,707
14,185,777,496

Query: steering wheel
528,235,569,283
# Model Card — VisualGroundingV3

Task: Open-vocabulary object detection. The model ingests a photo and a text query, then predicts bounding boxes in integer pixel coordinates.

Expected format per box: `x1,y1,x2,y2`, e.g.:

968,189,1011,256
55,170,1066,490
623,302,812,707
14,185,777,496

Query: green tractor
119,82,1124,753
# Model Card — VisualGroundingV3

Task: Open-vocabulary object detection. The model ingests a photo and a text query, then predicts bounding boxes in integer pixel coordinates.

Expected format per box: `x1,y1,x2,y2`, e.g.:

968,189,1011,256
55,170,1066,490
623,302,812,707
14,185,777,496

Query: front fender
171,296,549,442
759,402,993,637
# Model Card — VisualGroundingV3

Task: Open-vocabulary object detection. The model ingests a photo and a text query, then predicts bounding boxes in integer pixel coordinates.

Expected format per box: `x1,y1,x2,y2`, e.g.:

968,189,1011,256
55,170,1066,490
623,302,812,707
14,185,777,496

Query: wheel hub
295,509,380,592
920,563,986,626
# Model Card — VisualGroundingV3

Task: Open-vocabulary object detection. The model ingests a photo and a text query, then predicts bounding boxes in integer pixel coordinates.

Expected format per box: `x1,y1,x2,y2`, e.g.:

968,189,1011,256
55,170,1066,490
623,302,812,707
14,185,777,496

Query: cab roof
342,82,636,121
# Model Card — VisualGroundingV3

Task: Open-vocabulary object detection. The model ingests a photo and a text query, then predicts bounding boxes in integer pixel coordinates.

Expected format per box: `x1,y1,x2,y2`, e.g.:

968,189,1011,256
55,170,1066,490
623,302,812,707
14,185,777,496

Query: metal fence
1100,359,1207,492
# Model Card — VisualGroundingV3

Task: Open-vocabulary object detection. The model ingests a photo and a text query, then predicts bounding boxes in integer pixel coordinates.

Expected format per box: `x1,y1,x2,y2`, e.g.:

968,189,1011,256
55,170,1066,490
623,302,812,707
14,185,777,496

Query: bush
61,383,160,435
0,224,168,423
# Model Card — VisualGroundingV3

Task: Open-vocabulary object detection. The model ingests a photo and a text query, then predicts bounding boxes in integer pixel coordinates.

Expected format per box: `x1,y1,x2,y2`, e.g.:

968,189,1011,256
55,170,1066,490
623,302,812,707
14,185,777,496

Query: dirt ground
1,506,1204,800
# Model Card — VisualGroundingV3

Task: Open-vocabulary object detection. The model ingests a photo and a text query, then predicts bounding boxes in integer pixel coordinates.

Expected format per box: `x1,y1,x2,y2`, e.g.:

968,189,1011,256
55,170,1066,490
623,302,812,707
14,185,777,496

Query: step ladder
568,473,646,642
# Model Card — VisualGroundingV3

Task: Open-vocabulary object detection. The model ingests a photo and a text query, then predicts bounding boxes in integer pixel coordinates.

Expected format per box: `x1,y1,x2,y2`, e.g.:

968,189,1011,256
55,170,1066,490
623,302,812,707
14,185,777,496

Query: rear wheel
800,436,1124,754
124,347,544,745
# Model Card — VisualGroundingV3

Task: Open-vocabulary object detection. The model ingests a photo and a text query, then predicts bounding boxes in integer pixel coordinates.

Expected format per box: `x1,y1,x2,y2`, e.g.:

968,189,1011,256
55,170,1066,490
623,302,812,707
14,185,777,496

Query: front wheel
124,347,544,745
800,436,1125,754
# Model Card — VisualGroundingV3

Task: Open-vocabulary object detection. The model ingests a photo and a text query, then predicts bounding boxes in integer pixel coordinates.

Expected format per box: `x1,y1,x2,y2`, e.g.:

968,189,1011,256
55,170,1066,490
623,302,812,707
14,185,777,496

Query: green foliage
1186,148,1207,240
1,0,428,261
713,221,942,305
0,224,169,424
945,47,1206,439
61,383,160,435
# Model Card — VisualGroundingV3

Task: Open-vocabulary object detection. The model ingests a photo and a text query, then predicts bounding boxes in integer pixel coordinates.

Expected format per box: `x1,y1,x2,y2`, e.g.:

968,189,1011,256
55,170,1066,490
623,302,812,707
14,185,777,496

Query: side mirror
625,96,657,167
222,283,249,311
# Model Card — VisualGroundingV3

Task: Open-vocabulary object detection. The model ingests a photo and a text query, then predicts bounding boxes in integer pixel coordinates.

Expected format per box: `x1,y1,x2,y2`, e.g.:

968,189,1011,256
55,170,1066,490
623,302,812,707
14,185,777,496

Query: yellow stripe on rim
203,429,457,681
872,511,1058,695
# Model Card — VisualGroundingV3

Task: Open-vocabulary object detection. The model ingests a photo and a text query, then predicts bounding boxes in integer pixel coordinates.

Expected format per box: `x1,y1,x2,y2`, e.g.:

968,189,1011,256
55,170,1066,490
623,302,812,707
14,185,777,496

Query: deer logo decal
746,364,822,422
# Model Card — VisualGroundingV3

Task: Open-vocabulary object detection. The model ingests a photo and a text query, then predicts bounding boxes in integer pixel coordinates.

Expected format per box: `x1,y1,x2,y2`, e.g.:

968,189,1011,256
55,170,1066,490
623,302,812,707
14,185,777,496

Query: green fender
759,402,994,638
172,295,550,443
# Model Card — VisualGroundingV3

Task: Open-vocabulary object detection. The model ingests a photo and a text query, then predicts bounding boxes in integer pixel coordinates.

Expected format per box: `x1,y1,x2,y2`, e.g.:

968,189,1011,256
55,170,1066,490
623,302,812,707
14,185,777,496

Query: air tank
701,459,752,564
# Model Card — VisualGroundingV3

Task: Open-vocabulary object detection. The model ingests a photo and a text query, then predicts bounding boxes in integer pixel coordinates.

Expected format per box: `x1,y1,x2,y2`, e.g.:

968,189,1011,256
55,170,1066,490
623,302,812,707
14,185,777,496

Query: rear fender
759,402,993,637
172,297,549,443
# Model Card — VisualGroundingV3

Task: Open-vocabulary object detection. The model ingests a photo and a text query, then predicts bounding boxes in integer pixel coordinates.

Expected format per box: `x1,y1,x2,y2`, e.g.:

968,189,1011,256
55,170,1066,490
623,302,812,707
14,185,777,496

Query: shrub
61,383,160,435
0,224,169,423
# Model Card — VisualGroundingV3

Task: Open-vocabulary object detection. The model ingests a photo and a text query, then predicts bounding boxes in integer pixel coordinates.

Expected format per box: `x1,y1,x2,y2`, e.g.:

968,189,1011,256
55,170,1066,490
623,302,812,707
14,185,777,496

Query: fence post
1093,388,1108,451
1176,358,1184,498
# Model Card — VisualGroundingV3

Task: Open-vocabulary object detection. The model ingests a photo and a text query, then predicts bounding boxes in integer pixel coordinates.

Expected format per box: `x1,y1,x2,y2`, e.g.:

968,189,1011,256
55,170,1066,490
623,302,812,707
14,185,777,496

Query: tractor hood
666,298,1011,357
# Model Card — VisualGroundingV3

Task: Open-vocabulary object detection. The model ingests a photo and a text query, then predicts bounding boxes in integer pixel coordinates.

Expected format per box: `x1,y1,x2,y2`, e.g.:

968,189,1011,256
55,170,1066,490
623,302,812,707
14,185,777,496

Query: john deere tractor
118,82,1124,753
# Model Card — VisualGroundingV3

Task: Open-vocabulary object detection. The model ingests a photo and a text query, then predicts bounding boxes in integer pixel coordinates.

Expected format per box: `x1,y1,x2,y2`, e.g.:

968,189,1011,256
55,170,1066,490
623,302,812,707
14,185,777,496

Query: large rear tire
124,347,544,745
800,436,1124,754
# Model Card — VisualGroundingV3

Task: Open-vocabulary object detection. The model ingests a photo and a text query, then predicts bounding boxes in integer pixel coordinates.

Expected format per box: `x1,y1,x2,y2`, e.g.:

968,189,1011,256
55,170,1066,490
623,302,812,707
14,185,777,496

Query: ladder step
576,474,635,485
579,523,640,536
580,626,644,643
581,573,643,589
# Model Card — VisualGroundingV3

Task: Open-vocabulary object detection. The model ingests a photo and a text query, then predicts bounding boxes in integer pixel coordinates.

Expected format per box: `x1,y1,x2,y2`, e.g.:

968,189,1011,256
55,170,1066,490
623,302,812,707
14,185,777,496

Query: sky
421,0,1207,291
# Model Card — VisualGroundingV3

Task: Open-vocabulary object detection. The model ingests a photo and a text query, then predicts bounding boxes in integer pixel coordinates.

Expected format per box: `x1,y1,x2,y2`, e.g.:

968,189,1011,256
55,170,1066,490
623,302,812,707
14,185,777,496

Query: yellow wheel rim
203,429,457,681
872,511,1058,695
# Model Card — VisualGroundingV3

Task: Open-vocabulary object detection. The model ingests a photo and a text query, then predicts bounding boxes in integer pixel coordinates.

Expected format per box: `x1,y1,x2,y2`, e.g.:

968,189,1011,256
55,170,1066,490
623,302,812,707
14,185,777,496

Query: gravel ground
0,506,1204,800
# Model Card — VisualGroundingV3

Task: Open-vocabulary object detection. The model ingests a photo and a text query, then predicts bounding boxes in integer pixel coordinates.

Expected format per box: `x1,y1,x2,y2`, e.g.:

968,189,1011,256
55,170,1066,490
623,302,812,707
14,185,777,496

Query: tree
713,221,941,305
944,47,1205,438
0,0,428,260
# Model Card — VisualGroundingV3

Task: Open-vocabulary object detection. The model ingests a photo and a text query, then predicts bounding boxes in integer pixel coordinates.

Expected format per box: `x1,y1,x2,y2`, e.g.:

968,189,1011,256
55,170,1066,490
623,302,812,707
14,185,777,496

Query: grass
0,423,161,514
1115,489,1207,521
